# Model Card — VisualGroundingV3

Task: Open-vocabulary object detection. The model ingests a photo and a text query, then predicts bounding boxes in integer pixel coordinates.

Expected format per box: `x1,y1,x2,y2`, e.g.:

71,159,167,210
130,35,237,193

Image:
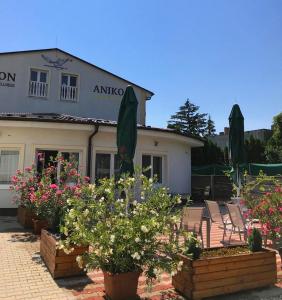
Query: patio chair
205,200,231,242
181,207,204,247
226,203,248,243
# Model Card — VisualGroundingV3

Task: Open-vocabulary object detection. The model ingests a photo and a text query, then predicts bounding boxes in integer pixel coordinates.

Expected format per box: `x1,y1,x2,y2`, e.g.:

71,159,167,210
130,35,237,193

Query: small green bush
184,233,202,260
248,228,262,252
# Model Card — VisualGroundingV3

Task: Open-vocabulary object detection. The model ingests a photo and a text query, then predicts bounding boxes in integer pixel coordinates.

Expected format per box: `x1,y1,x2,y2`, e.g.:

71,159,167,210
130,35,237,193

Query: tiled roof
0,112,203,142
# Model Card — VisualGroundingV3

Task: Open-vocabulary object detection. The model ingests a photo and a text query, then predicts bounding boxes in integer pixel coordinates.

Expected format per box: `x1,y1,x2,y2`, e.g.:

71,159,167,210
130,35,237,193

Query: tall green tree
265,113,282,163
167,99,207,137
245,135,267,163
204,115,216,137
191,140,225,166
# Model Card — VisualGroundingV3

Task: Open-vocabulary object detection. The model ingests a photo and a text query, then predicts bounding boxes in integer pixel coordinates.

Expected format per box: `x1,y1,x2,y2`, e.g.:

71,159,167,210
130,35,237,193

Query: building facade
0,48,203,212
209,127,272,150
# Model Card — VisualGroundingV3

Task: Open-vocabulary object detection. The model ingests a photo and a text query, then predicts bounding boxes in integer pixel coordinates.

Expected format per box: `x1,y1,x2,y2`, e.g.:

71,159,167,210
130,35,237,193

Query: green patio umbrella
116,85,138,176
228,104,245,195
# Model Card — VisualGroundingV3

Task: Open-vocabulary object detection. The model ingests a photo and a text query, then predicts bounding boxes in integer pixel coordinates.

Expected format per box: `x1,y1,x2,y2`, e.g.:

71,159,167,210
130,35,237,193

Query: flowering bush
242,174,282,241
29,156,90,232
59,173,183,281
10,165,39,210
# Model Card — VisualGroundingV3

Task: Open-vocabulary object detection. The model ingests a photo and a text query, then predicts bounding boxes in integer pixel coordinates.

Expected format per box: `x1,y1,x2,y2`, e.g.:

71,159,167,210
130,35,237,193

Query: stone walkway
0,216,281,300
0,217,75,300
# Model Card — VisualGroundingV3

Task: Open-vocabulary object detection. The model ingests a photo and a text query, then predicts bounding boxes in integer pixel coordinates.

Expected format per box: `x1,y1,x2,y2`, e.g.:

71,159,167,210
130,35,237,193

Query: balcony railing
29,81,48,97
60,85,78,101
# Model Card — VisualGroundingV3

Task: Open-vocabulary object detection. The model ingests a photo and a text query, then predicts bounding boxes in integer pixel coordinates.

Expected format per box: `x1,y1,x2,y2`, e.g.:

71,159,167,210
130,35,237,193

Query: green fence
192,163,282,176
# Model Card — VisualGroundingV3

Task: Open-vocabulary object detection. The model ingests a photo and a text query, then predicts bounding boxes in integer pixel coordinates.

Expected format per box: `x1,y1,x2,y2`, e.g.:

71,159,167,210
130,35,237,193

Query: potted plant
29,156,91,278
60,173,183,300
10,165,39,228
242,173,282,264
172,230,277,300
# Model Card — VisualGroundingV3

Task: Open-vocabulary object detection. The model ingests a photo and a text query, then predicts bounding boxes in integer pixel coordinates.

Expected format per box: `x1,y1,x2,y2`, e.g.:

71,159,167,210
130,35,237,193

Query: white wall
0,122,194,208
0,49,151,125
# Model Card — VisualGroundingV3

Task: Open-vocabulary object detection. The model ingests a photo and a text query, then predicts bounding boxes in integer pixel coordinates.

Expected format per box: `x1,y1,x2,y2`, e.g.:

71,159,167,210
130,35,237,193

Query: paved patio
0,215,281,300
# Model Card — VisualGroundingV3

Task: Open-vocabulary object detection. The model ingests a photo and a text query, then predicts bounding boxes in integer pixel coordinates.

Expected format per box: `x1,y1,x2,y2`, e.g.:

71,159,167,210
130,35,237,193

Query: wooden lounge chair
181,207,204,247
205,200,231,242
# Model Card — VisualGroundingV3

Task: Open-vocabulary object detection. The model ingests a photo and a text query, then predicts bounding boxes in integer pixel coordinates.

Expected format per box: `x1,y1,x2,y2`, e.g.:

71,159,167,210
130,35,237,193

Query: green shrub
248,228,262,252
184,233,202,260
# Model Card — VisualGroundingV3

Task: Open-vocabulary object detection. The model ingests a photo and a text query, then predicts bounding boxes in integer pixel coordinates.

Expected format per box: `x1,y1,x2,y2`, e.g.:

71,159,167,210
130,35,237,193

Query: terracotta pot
17,206,35,228
32,219,49,235
103,270,141,300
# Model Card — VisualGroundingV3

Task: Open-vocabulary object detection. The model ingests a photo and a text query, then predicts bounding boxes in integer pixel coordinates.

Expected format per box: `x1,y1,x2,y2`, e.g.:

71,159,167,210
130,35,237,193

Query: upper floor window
60,73,78,102
29,69,49,98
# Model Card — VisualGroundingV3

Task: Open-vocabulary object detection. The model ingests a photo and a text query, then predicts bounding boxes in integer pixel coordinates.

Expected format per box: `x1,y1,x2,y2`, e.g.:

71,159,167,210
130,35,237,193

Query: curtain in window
0,150,19,184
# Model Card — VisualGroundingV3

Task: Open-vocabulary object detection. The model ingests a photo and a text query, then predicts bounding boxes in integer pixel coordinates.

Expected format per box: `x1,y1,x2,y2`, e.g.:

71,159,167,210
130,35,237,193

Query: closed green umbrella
116,85,138,176
228,104,245,195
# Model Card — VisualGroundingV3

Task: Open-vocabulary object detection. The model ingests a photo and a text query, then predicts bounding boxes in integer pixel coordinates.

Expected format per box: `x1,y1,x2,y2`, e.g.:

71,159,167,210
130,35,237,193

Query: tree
191,140,225,166
245,135,267,163
167,99,207,137
204,115,216,137
265,113,282,163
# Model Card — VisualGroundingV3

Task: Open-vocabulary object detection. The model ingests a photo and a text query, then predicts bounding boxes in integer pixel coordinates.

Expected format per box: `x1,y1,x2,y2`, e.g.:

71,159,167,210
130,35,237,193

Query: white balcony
29,81,48,97
60,85,78,101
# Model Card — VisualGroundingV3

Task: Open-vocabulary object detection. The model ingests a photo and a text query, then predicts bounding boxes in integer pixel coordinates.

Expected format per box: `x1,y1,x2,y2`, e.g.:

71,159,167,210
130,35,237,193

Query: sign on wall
0,72,16,87
93,85,124,96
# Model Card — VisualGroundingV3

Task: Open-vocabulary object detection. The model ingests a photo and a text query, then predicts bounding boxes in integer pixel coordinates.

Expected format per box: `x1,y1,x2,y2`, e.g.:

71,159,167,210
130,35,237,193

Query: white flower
149,178,153,183
177,261,184,271
132,200,138,206
109,248,113,254
99,196,105,203
153,268,159,275
131,252,141,260
135,237,141,243
67,198,72,205
141,225,149,233
171,270,176,276
69,208,75,219
117,198,124,203
83,209,89,217
105,188,111,193
110,235,115,243
76,256,84,268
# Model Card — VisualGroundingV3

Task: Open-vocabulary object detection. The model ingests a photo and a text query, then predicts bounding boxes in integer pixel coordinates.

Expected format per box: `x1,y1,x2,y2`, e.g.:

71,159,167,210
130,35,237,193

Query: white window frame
94,151,119,179
33,144,85,176
141,153,165,184
0,144,25,189
27,67,50,99
59,72,80,102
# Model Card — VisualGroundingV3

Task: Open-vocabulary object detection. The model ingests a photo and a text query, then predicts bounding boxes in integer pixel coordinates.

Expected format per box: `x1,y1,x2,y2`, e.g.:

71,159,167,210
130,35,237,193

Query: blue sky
1,0,281,132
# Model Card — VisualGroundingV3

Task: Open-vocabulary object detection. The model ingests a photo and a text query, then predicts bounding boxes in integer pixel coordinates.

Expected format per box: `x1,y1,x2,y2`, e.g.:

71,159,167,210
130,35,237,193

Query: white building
0,48,203,214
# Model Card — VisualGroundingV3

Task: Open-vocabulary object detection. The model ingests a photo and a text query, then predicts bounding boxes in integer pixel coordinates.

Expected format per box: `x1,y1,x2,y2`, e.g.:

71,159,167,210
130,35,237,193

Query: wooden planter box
33,219,49,235
17,206,35,228
172,248,277,300
40,229,89,278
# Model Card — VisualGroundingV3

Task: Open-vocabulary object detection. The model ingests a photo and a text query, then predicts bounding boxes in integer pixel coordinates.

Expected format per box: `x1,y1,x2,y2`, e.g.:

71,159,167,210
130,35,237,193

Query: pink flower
269,207,275,214
25,167,32,172
279,207,282,212
84,176,90,182
49,184,58,189
56,190,63,196
274,227,281,233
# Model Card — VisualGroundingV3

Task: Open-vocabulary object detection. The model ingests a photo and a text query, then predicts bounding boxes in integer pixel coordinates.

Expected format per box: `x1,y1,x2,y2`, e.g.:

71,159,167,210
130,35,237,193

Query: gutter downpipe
87,125,99,179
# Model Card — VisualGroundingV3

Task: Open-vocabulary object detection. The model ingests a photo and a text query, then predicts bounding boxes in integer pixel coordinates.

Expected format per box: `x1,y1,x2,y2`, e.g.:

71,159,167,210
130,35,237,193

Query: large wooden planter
172,248,277,300
40,229,89,279
17,206,35,228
